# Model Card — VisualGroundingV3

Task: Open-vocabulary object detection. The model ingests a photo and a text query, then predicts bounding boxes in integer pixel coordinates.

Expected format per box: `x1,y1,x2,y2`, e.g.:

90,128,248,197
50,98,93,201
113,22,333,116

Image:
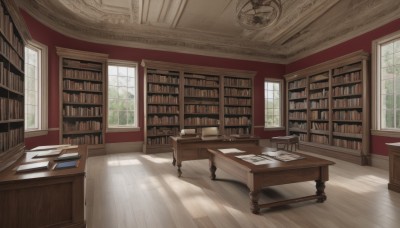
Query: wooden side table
387,142,400,193
270,135,299,151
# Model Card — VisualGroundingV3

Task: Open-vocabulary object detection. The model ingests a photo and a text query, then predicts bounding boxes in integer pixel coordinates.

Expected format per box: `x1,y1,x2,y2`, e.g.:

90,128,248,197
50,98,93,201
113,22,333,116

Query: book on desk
54,160,79,170
54,152,81,161
16,161,50,173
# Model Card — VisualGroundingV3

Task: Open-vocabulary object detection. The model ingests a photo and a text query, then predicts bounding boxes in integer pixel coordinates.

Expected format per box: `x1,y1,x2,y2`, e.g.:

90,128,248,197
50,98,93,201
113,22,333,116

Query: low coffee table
208,146,335,214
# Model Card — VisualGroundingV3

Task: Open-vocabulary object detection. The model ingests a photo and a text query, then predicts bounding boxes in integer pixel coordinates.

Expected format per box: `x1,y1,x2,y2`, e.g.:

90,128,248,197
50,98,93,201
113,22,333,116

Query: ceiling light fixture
236,0,282,30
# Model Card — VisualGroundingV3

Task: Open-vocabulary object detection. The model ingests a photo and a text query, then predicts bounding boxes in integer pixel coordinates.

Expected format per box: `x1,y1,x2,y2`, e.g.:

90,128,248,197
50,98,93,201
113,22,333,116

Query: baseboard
370,154,389,170
105,141,144,154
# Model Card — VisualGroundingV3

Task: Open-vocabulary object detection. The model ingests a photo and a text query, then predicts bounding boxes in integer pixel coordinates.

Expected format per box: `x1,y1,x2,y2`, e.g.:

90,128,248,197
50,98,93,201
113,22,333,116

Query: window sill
107,127,140,133
264,127,285,131
25,130,48,138
371,130,400,138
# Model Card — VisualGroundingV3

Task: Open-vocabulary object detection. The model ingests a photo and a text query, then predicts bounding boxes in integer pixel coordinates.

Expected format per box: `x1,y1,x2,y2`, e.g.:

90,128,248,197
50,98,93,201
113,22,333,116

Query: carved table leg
210,161,216,180
172,155,176,166
316,180,327,203
177,162,182,177
249,190,260,214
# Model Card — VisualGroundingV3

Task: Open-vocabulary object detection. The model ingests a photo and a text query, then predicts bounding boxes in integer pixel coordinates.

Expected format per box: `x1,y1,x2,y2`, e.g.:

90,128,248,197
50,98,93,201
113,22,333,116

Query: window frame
24,40,48,138
372,30,400,137
264,78,285,131
106,59,140,133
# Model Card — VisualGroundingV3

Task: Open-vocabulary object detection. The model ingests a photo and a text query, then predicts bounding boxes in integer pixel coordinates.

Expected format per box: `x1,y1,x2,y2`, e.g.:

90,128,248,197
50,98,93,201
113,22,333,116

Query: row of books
148,115,179,125
333,110,362,120
289,121,307,129
224,127,250,135
63,92,103,103
289,90,307,99
311,134,329,144
332,83,362,96
184,87,219,97
62,134,102,145
63,59,102,71
288,111,307,119
333,63,361,75
311,122,328,130
147,127,179,136
332,71,361,84
63,120,102,131
309,90,328,99
148,74,179,84
148,83,179,93
310,110,329,120
184,77,219,87
185,104,219,113
63,69,102,81
288,78,307,89
333,97,361,107
0,96,6,120
310,73,329,82
184,117,219,125
146,136,172,145
224,106,251,115
310,99,328,109
224,77,251,87
310,81,329,90
333,123,362,134
63,79,102,91
147,94,178,104
184,74,219,81
333,138,362,150
0,36,23,70
224,97,251,106
147,105,179,113
8,98,23,119
225,116,250,125
296,133,308,142
0,3,24,57
0,127,23,152
8,69,23,93
63,105,103,116
289,101,307,109
224,88,251,97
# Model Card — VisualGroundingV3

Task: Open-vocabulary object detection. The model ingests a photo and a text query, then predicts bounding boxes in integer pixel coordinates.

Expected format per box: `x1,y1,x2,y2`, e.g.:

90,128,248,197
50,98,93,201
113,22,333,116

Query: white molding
105,141,144,154
264,127,285,131
371,154,389,170
24,130,48,138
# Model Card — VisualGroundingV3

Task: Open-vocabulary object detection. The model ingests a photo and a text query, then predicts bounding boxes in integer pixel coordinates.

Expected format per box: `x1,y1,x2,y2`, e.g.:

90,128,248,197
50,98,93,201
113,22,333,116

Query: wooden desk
270,135,299,151
0,145,87,228
387,142,400,193
170,136,258,177
208,146,335,214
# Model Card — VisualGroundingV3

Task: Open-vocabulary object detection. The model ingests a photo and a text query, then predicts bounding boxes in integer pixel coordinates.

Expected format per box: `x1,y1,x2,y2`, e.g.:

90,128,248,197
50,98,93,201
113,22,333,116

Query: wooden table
208,146,335,214
270,135,299,151
170,136,259,177
0,145,87,228
387,142,400,193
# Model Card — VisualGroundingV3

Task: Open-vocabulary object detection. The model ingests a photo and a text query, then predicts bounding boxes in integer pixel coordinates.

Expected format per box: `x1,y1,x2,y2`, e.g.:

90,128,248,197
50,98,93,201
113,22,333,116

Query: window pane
382,67,394,80
382,43,394,56
394,40,400,53
397,110,400,128
24,46,41,131
381,79,394,94
264,80,281,128
383,95,394,109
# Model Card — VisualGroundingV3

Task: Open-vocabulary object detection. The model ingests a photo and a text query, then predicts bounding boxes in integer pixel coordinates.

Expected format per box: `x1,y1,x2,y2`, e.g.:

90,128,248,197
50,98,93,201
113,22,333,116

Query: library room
1,0,400,227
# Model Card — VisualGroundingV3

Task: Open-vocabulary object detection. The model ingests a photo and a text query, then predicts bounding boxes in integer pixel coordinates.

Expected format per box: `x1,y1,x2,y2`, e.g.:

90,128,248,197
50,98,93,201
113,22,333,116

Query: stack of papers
54,152,81,161
218,148,245,154
29,144,71,151
16,161,50,172
33,149,62,158
235,154,276,165
262,150,304,162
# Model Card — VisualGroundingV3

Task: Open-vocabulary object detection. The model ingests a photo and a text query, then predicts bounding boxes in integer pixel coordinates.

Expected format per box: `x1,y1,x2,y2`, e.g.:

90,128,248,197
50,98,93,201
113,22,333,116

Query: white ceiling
17,0,400,63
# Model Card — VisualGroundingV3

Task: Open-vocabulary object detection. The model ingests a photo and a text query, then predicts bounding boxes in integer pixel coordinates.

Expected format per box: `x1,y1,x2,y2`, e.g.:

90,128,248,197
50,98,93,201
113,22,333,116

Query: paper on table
262,150,304,162
235,154,276,165
218,148,245,154
33,149,62,158
30,144,71,151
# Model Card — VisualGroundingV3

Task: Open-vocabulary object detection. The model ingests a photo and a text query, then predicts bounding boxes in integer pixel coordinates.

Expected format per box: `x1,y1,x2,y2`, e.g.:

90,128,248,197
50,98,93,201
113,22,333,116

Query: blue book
54,160,78,170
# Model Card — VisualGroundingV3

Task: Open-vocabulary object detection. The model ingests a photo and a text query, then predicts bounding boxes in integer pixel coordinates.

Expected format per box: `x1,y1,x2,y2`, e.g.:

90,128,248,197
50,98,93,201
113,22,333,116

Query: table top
208,146,335,173
170,135,259,143
0,145,87,184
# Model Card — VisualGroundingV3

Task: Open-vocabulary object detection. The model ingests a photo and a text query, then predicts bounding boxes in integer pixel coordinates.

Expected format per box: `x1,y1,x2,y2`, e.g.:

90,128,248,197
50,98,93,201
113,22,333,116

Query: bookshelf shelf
285,51,369,165
142,60,255,153
57,47,108,149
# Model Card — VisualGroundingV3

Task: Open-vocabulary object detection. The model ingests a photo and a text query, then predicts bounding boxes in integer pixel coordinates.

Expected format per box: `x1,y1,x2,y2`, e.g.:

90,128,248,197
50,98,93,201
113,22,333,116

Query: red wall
286,18,400,156
21,11,286,149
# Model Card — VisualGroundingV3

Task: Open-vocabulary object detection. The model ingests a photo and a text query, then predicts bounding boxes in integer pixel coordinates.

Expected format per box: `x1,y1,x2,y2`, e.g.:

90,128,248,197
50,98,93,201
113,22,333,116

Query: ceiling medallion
236,0,282,30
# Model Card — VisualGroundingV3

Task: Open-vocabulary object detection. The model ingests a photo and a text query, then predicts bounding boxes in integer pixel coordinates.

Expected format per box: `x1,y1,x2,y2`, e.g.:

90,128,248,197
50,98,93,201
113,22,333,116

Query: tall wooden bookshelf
57,47,108,151
0,0,26,172
285,51,369,165
141,60,255,154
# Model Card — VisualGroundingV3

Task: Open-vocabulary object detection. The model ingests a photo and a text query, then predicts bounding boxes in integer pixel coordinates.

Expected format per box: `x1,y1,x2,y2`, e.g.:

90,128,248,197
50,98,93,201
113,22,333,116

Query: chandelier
236,0,282,30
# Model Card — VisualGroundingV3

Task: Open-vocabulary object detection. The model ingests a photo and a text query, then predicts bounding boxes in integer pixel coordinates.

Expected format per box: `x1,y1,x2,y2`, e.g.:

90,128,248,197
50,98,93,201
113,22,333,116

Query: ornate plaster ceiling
17,0,400,63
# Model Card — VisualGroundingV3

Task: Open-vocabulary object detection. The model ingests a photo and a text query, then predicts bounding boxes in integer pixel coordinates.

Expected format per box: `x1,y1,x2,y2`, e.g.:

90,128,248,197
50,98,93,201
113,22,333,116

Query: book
30,144,71,151
235,154,276,165
54,152,81,161
262,150,305,162
16,161,50,173
54,160,79,170
33,149,62,158
218,148,245,154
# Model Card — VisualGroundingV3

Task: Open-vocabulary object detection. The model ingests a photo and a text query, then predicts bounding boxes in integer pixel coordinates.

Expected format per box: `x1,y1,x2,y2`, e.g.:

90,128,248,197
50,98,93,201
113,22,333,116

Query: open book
262,150,304,162
235,154,276,165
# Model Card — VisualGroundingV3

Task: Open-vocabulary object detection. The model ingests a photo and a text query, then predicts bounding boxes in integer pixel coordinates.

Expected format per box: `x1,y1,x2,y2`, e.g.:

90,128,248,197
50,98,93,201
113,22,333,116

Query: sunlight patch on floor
330,174,387,193
107,159,142,166
141,154,171,164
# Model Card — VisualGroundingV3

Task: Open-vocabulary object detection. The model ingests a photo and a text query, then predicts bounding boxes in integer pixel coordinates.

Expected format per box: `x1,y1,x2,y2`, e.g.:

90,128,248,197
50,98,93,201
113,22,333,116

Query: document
30,144,71,151
54,152,81,161
33,149,62,158
262,150,304,162
16,161,50,172
218,148,245,154
235,154,276,165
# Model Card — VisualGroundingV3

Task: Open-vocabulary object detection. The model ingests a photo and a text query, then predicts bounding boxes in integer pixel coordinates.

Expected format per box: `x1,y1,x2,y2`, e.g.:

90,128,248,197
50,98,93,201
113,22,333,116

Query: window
24,40,48,137
372,31,400,136
107,60,138,131
264,79,284,129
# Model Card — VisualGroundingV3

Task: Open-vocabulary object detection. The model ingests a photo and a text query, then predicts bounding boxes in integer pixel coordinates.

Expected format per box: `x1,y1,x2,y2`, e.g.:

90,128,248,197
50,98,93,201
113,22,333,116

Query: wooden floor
86,151,400,228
